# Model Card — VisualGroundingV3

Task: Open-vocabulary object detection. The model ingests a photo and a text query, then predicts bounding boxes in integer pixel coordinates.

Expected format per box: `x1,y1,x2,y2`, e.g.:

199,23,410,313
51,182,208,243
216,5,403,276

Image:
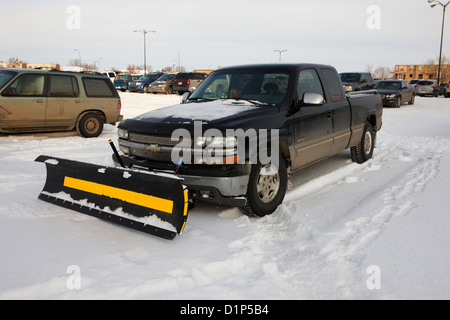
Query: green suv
0,68,123,137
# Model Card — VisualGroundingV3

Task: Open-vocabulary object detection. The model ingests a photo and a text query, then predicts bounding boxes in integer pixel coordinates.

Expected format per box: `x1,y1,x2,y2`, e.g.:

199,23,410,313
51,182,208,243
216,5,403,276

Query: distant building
394,64,450,83
0,61,60,70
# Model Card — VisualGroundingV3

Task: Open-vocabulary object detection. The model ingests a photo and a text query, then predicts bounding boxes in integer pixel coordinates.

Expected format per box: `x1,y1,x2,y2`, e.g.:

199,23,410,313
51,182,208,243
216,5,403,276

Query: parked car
437,82,450,97
339,72,375,92
0,68,122,137
114,74,140,91
416,79,438,97
374,80,415,107
172,72,208,94
128,73,165,93
102,71,117,82
410,79,420,94
148,73,176,94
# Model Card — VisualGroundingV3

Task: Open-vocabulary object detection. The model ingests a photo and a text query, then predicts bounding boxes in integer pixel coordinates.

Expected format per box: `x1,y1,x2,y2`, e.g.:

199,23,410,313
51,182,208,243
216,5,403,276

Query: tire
351,122,375,164
408,95,415,105
167,86,173,94
76,112,104,138
143,85,149,93
241,155,287,217
395,96,402,108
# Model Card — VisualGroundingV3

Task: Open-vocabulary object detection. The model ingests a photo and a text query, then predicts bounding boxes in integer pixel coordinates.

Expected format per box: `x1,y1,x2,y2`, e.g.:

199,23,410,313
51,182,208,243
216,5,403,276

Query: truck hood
119,100,281,134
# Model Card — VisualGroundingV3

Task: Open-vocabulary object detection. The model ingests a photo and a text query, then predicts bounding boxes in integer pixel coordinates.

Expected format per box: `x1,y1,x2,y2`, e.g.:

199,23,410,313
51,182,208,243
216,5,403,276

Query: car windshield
139,74,152,80
0,70,18,89
158,74,175,81
340,73,361,83
374,81,401,90
189,68,290,105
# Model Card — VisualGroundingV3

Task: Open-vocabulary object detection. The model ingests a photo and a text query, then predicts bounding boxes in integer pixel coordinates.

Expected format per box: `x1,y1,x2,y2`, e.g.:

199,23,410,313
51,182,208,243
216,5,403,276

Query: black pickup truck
115,63,383,216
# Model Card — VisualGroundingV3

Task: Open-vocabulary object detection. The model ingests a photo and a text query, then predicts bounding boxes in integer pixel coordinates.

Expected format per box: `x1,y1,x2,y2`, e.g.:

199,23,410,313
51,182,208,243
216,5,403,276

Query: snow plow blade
35,155,189,240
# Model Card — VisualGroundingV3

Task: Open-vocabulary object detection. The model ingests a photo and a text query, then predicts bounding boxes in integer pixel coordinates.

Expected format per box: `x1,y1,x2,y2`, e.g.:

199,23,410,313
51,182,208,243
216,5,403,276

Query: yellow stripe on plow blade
63,176,174,214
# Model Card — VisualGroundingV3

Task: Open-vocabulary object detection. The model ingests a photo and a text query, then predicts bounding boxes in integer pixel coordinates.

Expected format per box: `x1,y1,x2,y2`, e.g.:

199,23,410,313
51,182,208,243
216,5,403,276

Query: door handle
75,100,81,103
33,99,44,104
326,111,332,118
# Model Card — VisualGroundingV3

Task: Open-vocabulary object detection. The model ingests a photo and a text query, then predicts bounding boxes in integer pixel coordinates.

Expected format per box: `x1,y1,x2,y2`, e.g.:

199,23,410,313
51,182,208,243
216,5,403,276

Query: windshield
374,81,401,90
189,68,290,105
158,74,175,81
340,73,361,83
0,70,18,89
139,74,151,80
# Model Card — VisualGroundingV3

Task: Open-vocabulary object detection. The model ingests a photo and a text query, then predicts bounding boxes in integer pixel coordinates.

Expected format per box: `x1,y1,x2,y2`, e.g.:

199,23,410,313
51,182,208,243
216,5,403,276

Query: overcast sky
0,0,448,73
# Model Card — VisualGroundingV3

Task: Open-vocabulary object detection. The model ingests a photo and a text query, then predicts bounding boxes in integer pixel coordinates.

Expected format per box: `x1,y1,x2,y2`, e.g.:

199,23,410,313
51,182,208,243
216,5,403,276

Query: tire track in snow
197,135,450,299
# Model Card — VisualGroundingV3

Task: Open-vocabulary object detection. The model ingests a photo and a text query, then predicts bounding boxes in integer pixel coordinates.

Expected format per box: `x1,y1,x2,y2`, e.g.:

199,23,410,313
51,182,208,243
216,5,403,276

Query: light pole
274,49,287,62
74,49,81,70
428,0,450,84
134,29,156,74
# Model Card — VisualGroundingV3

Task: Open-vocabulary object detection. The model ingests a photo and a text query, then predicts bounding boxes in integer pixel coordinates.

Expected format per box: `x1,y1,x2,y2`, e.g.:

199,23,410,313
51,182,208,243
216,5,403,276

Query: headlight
118,128,128,139
196,136,237,149
386,94,396,98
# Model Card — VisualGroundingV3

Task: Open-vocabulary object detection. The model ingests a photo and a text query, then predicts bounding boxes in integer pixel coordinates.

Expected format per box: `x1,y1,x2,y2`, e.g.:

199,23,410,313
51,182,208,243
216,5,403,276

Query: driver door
292,68,333,169
0,73,47,131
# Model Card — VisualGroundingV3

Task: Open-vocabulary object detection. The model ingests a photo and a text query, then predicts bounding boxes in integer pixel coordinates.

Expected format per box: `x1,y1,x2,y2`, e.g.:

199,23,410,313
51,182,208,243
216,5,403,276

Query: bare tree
373,66,393,80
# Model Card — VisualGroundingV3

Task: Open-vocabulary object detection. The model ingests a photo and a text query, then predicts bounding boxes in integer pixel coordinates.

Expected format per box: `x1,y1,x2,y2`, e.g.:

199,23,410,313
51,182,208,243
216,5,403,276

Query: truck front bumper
112,154,249,207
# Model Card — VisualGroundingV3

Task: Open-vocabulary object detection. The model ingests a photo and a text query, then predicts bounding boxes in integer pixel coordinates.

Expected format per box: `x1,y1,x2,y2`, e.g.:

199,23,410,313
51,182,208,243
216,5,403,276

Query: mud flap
35,155,189,240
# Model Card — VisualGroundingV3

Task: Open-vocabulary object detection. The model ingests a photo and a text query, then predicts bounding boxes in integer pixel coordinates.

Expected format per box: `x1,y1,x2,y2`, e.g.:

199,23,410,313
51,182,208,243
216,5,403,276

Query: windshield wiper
187,97,216,102
226,98,274,106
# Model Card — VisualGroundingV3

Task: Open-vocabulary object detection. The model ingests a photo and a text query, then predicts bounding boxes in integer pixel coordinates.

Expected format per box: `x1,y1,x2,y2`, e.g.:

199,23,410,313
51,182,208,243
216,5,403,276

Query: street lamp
428,0,450,84
134,29,156,74
74,49,81,70
274,49,287,62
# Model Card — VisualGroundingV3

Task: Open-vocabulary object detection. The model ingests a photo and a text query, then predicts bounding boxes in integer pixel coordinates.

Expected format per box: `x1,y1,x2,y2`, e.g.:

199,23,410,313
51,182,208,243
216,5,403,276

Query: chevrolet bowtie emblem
146,144,161,152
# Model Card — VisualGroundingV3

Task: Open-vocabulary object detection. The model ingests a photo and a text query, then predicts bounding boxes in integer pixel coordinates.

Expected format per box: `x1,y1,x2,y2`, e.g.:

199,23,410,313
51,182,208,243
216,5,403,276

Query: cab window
297,69,324,101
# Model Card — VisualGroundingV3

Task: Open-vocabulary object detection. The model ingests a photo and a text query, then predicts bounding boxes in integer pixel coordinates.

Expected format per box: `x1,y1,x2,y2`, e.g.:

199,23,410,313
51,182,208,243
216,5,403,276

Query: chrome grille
129,133,181,146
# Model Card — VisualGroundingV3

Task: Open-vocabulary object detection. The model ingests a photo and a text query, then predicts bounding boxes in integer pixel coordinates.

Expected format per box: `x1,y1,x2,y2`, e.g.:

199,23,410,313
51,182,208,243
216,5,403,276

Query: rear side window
49,75,79,97
83,78,116,97
320,68,343,102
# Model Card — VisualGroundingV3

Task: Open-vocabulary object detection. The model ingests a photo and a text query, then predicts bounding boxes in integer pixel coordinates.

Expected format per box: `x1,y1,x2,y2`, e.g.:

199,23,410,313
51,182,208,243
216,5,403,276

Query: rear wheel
76,112,104,138
241,155,287,217
351,122,375,164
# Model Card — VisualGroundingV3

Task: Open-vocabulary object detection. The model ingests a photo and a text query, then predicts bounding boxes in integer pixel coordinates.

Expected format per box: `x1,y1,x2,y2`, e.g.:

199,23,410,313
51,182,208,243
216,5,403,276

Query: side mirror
301,92,324,106
181,91,191,103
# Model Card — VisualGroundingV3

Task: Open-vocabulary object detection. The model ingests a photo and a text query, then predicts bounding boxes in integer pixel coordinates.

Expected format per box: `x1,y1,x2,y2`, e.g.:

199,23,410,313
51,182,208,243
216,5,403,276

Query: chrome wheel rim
256,165,280,203
364,131,372,155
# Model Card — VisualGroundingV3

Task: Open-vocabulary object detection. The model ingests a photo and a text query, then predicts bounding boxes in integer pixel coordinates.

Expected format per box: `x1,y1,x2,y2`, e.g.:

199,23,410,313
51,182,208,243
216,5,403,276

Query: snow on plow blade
35,155,189,240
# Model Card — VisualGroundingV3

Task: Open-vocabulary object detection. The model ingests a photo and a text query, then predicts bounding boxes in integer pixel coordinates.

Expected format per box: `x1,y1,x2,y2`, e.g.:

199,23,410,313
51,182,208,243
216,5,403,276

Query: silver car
416,80,438,97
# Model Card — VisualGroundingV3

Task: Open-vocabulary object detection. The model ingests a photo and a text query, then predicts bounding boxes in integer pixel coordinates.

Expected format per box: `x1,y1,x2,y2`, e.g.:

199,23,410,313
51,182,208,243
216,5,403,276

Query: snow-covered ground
1,92,449,300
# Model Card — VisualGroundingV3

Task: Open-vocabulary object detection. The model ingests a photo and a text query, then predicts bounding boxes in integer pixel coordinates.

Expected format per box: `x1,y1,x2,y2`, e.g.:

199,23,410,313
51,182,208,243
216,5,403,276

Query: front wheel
351,122,375,164
241,155,287,217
